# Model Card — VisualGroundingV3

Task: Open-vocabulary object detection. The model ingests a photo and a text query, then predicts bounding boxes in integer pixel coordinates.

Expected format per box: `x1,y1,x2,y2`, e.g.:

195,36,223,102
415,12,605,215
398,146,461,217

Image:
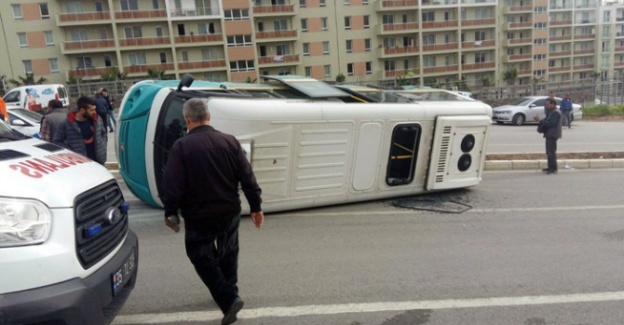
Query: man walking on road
163,98,264,325
534,97,562,174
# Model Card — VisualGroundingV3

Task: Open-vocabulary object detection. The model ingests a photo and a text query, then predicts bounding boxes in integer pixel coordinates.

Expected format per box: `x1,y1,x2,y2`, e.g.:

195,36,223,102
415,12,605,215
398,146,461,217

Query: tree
481,76,491,87
245,76,257,83
424,77,439,88
502,67,518,86
335,73,346,83
66,75,83,85
8,73,47,86
147,69,167,80
101,68,127,81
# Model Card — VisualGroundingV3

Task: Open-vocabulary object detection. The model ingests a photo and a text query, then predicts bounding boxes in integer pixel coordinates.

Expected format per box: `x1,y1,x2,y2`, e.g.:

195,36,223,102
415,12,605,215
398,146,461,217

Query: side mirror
176,74,194,92
11,119,27,126
529,104,536,108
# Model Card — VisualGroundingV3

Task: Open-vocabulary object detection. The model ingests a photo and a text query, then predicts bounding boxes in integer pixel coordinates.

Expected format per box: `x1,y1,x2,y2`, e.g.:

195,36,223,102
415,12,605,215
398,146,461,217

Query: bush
582,104,624,116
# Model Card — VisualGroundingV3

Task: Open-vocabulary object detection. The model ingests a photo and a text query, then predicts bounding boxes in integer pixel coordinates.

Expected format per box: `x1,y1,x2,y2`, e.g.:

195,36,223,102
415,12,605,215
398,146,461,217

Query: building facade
0,0,622,92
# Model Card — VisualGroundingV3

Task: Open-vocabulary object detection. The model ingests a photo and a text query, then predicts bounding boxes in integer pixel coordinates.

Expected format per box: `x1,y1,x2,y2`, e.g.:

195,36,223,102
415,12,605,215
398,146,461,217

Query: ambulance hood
0,138,115,207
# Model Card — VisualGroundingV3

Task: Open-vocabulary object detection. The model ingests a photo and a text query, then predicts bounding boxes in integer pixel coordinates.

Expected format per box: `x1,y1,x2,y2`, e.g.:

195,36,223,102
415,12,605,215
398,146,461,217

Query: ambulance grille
435,126,453,183
74,180,128,269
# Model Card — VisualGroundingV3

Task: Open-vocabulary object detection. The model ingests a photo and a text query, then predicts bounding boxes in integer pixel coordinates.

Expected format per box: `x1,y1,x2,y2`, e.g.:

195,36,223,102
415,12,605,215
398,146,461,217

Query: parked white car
6,108,43,137
492,96,582,126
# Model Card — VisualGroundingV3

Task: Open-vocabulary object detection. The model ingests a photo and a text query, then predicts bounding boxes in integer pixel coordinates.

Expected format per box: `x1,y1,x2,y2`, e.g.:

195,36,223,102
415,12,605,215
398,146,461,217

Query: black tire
496,121,504,124
512,114,525,126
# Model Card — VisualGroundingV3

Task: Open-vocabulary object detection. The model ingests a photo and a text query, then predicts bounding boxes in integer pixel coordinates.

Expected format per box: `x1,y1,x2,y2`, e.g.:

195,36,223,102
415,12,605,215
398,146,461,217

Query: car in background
492,96,582,126
7,108,42,137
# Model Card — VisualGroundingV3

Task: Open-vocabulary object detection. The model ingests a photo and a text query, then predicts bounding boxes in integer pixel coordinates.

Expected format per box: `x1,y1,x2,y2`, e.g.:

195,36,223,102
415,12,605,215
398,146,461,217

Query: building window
152,0,159,9
363,0,368,4
384,60,395,71
17,33,28,48
40,3,50,19
422,11,434,22
364,15,370,29
202,48,215,60
69,2,85,13
324,65,331,78
320,0,326,7
534,38,546,46
344,0,350,4
23,60,33,74
230,60,255,72
321,17,328,31
365,38,371,51
160,52,167,63
345,17,351,30
227,35,253,47
534,54,546,61
300,0,306,7
274,20,288,31
423,56,435,67
346,40,352,53
104,55,112,67
301,19,308,32
181,51,189,62
347,63,354,76
12,4,23,19
95,1,103,12
129,53,147,65
225,9,250,21
121,0,138,11
475,52,486,63
366,61,372,74
323,41,329,55
474,31,485,41
76,56,93,69
124,26,142,38
534,22,546,29
534,70,545,78
44,31,54,46
303,43,310,56
305,66,311,77
49,58,59,73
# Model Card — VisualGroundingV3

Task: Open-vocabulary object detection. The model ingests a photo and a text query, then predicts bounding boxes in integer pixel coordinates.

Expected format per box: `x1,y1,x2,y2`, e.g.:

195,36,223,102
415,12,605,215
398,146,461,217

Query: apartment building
0,0,622,92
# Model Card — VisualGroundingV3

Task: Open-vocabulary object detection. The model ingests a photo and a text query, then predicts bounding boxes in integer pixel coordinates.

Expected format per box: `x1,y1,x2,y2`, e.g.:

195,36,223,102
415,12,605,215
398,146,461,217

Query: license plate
111,250,136,296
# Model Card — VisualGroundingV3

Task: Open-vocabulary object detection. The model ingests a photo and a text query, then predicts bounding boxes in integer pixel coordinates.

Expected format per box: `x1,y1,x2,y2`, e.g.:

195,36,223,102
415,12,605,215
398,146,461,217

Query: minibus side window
386,124,421,186
154,97,186,198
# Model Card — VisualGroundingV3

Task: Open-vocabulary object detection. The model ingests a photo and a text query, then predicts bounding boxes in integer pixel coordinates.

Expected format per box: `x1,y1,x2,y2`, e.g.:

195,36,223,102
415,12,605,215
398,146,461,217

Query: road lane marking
112,291,624,324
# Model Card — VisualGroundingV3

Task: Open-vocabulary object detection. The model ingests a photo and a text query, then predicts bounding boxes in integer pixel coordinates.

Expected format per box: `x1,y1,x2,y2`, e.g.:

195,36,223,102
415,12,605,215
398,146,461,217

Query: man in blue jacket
53,96,107,165
560,93,573,129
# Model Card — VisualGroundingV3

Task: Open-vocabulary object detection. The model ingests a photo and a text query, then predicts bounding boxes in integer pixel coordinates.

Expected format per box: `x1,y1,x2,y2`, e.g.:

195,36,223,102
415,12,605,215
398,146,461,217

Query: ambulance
0,120,138,324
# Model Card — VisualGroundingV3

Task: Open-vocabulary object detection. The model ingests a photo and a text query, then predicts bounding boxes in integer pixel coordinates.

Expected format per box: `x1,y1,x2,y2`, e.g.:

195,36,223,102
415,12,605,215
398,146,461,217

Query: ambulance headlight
0,198,52,247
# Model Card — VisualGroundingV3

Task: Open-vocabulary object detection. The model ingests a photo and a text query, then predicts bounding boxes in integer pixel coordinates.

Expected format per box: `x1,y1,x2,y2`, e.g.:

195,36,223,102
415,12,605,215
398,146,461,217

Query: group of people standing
40,87,115,165
534,92,575,175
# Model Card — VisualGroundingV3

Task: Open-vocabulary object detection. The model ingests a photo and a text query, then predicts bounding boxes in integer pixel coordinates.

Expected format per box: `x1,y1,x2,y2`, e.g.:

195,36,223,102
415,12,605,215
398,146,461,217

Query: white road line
112,291,624,324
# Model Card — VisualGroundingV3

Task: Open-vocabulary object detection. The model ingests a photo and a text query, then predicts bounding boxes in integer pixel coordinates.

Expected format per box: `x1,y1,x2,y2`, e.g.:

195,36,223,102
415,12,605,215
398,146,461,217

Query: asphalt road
112,169,624,325
486,120,624,154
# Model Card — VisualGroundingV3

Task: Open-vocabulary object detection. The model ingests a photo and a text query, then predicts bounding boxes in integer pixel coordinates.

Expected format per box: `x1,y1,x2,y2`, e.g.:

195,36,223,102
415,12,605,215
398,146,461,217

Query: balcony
252,5,296,16
461,39,495,49
114,9,167,20
384,70,417,78
505,38,532,46
462,62,495,71
550,19,572,26
376,0,420,11
549,5,573,10
517,69,532,76
507,6,533,13
57,12,111,26
550,51,572,57
422,0,459,6
258,54,300,65
177,60,226,70
549,35,572,41
61,39,115,54
422,20,459,29
574,49,593,55
460,0,497,4
574,64,594,70
174,34,223,46
170,7,219,17
69,67,115,78
615,61,624,67
507,21,532,29
421,42,459,52
549,65,571,72
575,19,596,25
461,18,496,27
378,46,420,57
123,63,175,74
377,22,419,34
422,64,459,74
574,34,595,40
615,47,624,52
505,54,532,61
119,37,171,48
255,30,298,41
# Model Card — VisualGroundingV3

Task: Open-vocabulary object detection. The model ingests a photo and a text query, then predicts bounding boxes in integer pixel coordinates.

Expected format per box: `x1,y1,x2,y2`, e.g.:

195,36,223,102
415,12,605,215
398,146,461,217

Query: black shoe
546,170,558,175
541,168,549,172
222,297,244,325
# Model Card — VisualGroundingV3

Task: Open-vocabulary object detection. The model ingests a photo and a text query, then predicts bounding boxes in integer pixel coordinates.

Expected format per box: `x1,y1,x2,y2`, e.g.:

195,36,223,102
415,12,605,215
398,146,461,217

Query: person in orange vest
0,97,8,121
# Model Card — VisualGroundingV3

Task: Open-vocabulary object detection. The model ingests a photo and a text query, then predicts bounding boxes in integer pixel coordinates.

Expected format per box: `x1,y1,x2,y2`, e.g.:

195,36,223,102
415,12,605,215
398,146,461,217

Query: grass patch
583,104,624,116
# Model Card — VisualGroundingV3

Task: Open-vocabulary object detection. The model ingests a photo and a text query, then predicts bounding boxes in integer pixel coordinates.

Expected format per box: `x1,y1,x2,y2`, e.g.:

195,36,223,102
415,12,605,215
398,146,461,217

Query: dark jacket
40,108,68,141
94,95,109,129
540,108,562,139
52,111,107,164
163,125,262,225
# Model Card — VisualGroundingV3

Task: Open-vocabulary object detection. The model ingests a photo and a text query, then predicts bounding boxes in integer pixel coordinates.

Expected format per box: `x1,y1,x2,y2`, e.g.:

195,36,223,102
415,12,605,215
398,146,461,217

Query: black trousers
546,138,558,171
184,214,240,313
